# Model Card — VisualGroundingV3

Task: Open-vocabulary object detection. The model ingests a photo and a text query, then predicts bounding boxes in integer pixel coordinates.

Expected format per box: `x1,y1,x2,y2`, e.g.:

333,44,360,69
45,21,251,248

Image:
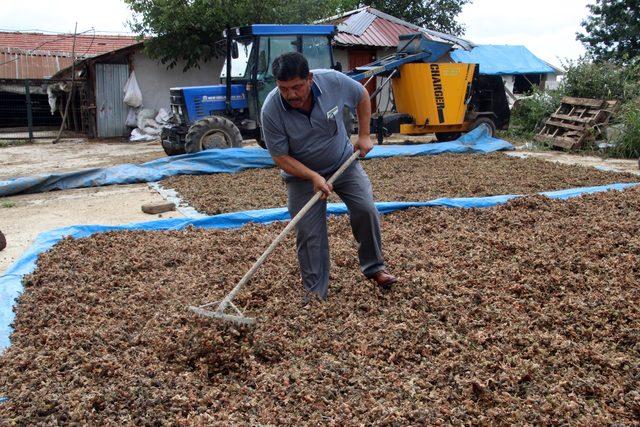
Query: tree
124,0,470,70
125,0,343,70
577,0,640,63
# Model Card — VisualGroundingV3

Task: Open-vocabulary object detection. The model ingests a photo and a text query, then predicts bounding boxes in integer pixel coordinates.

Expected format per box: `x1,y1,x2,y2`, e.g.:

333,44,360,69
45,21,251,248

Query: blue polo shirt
260,69,366,180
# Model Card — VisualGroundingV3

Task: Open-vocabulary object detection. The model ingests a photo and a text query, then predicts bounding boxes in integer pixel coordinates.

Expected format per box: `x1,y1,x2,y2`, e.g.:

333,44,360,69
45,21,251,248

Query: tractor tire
435,132,462,142
470,117,497,137
0,231,6,252
161,128,186,156
185,116,243,153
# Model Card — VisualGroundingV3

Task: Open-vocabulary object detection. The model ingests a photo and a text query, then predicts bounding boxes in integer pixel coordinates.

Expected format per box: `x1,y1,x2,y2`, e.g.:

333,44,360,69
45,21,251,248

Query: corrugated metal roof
325,7,474,50
338,11,377,36
334,14,418,47
0,31,139,57
0,48,74,79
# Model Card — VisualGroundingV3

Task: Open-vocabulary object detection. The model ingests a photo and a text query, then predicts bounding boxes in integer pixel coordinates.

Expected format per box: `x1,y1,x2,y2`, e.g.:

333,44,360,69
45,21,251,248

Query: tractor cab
163,24,335,155
221,25,336,115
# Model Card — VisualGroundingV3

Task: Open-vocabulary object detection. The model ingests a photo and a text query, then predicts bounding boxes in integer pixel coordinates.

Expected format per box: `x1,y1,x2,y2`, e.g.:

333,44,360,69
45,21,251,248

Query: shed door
95,63,129,138
348,50,377,111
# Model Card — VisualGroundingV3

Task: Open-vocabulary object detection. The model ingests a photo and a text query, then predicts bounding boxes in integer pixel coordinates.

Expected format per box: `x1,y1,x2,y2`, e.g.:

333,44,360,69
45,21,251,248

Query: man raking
261,52,397,301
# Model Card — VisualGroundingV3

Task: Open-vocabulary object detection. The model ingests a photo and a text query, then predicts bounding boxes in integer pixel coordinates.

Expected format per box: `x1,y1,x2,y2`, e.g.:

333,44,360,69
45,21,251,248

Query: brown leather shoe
368,270,397,289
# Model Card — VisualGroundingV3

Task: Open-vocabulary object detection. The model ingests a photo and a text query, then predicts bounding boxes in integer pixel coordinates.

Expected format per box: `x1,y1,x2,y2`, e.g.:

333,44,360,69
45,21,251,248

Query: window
302,36,332,70
220,37,253,79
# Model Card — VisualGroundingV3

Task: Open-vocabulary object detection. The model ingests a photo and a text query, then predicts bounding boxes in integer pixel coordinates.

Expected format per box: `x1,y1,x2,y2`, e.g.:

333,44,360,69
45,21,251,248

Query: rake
189,149,361,325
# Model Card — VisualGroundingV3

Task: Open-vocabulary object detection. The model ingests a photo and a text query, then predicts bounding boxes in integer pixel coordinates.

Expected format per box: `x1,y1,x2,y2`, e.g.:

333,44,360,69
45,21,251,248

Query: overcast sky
460,0,591,68
2,0,590,67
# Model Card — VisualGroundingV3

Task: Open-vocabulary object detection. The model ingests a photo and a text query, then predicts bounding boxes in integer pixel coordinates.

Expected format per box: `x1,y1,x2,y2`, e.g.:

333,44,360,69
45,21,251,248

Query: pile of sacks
123,71,175,142
126,107,174,142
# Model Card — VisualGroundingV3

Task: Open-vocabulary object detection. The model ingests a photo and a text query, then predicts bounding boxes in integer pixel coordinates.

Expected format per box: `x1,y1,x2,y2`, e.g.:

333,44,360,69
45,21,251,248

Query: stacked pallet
535,97,617,150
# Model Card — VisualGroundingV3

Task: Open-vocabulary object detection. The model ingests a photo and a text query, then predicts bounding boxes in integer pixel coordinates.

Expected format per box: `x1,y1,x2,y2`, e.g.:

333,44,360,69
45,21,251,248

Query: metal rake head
189,301,256,326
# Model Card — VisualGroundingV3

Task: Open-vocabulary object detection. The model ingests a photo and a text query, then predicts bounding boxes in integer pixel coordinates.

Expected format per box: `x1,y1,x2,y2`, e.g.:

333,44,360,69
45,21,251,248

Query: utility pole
54,22,77,144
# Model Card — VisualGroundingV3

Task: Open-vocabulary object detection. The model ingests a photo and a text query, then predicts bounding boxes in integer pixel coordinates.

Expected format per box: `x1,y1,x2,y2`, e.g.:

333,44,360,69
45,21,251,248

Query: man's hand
354,134,373,158
311,173,333,200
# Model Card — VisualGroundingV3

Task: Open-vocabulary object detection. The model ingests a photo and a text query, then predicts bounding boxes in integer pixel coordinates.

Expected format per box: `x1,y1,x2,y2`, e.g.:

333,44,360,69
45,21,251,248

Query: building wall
131,51,225,112
334,46,396,114
543,73,560,90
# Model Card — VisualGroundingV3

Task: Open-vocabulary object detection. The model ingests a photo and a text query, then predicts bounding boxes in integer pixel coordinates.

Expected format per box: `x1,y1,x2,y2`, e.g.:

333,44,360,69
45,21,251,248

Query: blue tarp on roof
1,181,639,352
451,45,557,75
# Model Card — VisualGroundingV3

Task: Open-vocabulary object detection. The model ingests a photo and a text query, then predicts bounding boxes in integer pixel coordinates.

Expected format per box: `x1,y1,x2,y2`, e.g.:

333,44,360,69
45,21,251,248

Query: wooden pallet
535,96,618,150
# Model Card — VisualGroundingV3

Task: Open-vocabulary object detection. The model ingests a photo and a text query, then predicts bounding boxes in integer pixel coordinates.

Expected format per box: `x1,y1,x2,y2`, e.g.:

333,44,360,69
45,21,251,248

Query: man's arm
353,87,373,157
273,155,333,199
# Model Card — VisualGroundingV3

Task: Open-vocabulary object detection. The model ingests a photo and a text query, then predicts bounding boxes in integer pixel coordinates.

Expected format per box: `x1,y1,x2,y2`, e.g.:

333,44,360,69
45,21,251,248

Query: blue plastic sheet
451,45,557,75
0,126,512,197
1,181,638,352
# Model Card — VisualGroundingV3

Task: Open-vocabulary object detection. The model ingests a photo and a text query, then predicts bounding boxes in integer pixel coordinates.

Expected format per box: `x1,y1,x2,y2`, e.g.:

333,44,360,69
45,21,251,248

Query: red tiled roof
0,31,139,57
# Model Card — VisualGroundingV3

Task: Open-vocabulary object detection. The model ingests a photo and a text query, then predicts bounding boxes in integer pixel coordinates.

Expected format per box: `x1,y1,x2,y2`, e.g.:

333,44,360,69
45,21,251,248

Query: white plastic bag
125,107,140,127
142,126,162,136
123,71,143,108
136,108,157,130
47,86,57,115
129,128,156,142
155,108,171,124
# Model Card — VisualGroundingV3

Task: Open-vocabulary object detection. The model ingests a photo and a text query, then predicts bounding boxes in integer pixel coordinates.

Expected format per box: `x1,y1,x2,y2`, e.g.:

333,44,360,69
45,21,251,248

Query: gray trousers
286,162,385,299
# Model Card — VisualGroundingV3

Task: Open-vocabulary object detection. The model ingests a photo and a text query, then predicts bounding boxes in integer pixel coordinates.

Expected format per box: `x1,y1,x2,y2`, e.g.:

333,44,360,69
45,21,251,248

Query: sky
1,0,591,68
460,0,591,68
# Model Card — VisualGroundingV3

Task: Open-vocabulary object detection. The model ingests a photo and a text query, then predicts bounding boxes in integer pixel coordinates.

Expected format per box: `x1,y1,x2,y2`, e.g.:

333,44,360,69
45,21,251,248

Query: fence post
25,80,33,141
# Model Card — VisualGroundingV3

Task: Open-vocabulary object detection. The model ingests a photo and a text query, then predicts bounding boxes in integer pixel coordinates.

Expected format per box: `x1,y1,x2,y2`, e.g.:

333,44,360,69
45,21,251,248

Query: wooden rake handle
216,149,362,310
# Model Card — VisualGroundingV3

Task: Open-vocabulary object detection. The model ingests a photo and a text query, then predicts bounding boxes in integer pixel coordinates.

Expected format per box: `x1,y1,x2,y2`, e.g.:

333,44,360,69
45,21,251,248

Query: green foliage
610,99,640,158
576,0,640,63
561,57,640,101
125,0,347,71
509,88,564,136
124,0,470,70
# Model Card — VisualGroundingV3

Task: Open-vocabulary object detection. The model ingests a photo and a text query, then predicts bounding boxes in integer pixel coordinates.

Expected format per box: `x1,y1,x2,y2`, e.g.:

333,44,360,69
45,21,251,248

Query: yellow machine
381,61,510,142
357,34,510,143
392,63,476,134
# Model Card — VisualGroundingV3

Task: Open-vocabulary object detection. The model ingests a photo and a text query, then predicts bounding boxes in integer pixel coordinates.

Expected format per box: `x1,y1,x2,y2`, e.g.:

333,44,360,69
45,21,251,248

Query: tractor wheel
435,132,461,142
185,116,243,153
161,128,186,156
470,117,497,137
0,231,6,252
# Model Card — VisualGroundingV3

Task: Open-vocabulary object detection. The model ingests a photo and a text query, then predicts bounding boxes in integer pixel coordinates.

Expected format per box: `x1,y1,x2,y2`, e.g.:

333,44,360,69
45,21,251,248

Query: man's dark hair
271,52,309,81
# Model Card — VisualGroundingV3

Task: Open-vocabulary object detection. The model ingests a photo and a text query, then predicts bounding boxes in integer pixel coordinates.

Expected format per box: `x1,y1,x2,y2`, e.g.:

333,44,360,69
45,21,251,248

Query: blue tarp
1,181,638,352
451,45,557,75
0,126,513,197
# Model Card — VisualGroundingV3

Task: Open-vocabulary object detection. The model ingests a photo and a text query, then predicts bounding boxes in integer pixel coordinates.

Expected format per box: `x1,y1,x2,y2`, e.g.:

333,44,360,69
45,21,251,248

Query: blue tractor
161,24,337,155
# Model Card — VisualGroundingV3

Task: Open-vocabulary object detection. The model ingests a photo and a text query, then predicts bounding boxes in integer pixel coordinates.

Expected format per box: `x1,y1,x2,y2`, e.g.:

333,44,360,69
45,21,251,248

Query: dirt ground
1,187,638,424
0,138,181,273
510,151,640,176
0,138,166,180
0,184,183,273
